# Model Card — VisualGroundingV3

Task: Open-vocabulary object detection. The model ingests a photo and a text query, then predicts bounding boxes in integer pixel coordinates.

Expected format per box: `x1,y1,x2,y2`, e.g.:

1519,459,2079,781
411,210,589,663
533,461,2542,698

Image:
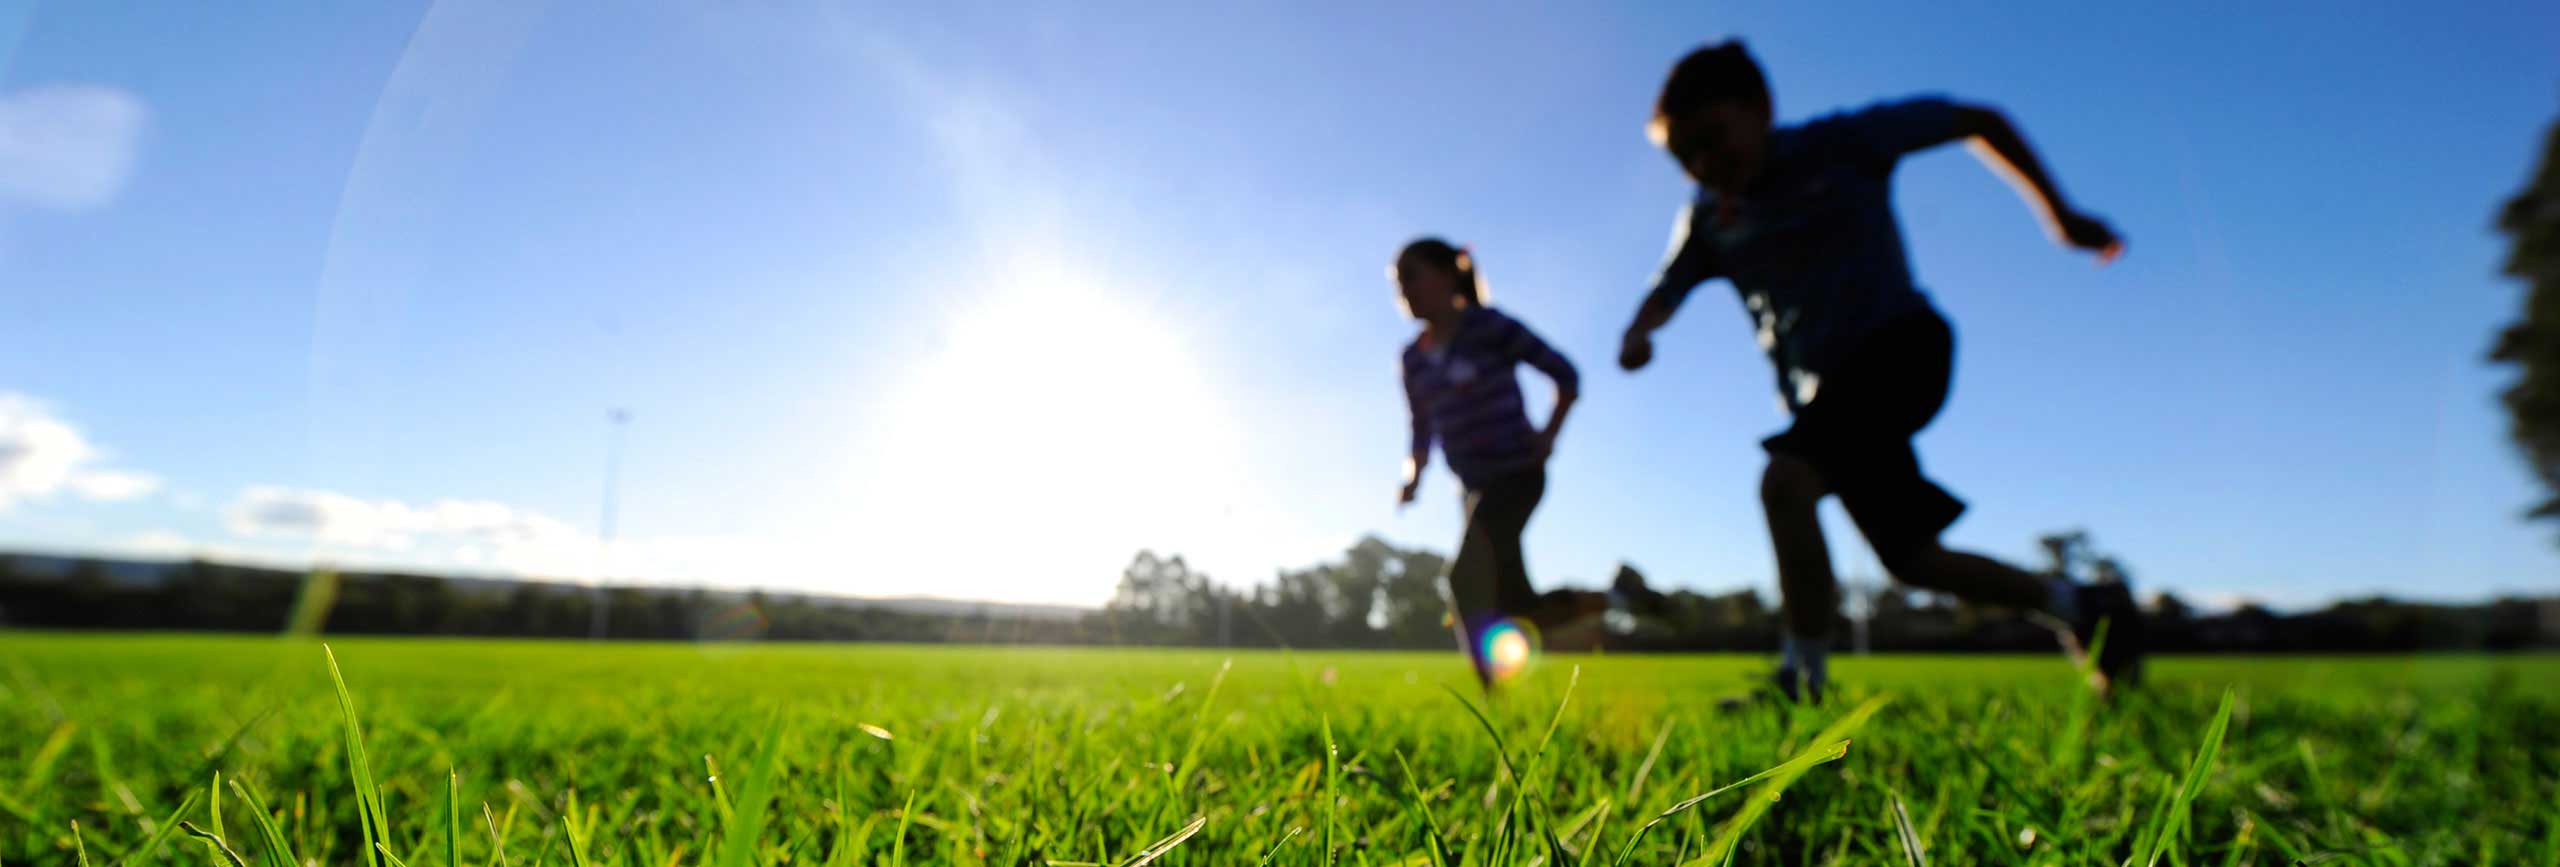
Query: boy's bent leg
1761,454,1840,641
1879,543,2053,613
1889,540,2146,689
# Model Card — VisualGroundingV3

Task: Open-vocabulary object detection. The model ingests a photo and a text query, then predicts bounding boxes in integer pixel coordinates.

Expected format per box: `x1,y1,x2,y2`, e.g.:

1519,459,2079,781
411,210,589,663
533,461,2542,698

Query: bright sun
850,262,1246,604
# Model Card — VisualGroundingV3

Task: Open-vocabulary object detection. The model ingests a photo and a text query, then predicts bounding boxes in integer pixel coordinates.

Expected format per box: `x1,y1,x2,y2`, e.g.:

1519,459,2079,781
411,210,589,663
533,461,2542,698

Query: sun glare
851,262,1245,604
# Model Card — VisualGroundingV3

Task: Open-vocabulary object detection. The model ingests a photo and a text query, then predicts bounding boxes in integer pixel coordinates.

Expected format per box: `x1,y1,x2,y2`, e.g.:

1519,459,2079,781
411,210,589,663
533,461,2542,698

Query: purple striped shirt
1402,306,1579,487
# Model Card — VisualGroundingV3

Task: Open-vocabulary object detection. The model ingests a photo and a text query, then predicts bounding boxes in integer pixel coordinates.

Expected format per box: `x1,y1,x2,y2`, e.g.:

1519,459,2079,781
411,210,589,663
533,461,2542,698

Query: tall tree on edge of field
2494,116,2560,537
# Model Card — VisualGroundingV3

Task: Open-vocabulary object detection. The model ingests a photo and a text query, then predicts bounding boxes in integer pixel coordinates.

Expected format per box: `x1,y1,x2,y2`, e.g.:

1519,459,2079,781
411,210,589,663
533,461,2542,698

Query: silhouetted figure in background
1391,238,1602,687
1615,41,2144,700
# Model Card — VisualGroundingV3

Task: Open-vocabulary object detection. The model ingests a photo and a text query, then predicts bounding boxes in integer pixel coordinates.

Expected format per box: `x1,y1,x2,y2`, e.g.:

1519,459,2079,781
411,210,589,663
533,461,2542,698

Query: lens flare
1477,617,1539,683
701,602,768,642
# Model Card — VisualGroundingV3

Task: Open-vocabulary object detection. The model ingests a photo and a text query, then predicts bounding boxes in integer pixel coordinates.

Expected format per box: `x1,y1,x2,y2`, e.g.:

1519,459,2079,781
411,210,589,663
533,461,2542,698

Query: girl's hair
1396,237,1485,306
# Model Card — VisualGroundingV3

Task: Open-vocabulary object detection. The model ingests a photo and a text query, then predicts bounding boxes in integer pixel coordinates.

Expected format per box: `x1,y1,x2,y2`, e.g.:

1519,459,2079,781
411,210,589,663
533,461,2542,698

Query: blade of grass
1439,673,1581,865
1554,796,1611,845
1437,684,1527,789
179,821,250,867
1693,693,1893,866
1520,668,1585,867
716,730,786,867
1253,827,1302,867
1390,750,1453,867
19,721,77,800
323,645,390,867
703,754,734,825
446,770,462,867
1112,815,1206,867
560,790,591,867
1609,736,1855,866
1626,718,1676,806
2295,740,2331,808
826,753,859,867
1320,714,1338,866
2127,774,2180,867
1522,667,1584,771
887,789,917,867
1575,801,1611,867
2138,688,2237,867
112,787,201,867
182,707,279,807
481,802,510,867
377,843,414,867
1169,659,1232,792
2217,810,2257,867
1889,791,1927,867
208,770,225,847
224,778,297,867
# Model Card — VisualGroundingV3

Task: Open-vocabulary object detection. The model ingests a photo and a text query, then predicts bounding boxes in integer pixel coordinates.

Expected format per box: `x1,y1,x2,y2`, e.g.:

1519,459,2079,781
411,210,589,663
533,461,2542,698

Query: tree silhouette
2035,529,2091,578
2494,116,2560,535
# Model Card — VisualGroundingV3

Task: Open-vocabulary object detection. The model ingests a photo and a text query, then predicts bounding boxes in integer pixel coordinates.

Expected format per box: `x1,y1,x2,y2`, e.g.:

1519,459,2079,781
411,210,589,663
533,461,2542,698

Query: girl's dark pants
1447,468,1545,668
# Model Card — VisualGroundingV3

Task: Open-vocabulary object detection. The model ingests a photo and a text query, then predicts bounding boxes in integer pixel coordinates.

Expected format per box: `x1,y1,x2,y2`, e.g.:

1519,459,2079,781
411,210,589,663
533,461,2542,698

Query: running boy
1616,41,2146,699
1392,238,1600,686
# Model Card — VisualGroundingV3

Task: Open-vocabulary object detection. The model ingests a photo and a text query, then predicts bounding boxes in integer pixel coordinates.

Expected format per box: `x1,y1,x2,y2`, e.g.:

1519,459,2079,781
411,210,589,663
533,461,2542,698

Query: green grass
2,635,2555,866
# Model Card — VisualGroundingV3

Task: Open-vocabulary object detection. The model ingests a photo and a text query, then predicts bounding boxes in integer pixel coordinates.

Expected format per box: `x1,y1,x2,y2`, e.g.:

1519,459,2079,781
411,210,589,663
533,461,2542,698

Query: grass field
2,636,2554,866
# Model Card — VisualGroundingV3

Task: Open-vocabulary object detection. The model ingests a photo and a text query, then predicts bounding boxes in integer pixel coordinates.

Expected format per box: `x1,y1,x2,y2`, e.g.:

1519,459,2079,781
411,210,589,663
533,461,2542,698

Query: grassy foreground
1,635,2554,866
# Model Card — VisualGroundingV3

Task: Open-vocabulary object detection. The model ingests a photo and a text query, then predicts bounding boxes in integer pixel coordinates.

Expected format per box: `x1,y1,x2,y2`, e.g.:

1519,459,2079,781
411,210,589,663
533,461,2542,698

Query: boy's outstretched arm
1954,104,2124,261
1622,203,1719,371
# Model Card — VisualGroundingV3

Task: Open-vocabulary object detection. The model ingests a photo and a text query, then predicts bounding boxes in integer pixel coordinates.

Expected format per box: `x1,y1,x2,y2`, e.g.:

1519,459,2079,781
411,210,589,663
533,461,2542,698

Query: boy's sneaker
2060,581,2147,693
1610,565,1673,620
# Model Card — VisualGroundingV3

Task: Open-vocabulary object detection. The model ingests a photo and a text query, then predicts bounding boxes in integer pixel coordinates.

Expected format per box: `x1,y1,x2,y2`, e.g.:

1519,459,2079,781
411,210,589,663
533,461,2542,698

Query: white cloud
0,84,147,210
207,485,876,591
0,394,92,508
0,392,157,510
68,469,160,502
223,486,594,577
225,486,418,548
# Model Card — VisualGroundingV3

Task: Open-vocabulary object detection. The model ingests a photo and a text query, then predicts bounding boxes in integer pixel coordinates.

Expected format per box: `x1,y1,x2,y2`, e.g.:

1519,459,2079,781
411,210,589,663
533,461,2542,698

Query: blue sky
1,0,2553,609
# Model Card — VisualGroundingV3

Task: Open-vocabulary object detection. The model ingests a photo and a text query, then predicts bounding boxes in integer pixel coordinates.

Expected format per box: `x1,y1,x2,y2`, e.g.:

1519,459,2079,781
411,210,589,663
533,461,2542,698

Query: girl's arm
1502,314,1581,458
1401,368,1433,506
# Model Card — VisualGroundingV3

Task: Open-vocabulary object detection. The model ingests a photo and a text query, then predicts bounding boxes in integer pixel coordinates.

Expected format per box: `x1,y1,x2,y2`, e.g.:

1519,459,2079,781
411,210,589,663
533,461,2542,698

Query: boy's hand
1618,328,1655,371
1397,479,1420,509
1533,429,1558,462
2056,209,2124,263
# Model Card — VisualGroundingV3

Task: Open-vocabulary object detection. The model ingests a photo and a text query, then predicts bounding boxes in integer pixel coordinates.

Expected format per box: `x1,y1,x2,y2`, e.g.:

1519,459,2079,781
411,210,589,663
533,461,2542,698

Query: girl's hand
1534,429,1559,463
1398,479,1421,509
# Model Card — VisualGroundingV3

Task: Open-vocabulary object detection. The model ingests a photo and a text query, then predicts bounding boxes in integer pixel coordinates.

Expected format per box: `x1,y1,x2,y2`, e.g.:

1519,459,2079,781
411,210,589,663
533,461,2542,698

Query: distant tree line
1092,531,2560,654
1,535,2553,653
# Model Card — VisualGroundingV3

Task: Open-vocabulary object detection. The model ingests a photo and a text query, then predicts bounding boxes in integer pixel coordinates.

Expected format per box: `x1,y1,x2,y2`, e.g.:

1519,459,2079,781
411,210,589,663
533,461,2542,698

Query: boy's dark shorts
1761,310,1967,560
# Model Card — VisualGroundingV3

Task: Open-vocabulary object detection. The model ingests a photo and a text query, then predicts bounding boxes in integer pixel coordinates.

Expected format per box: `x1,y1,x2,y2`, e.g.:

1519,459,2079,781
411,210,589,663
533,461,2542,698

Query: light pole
591,408,629,640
